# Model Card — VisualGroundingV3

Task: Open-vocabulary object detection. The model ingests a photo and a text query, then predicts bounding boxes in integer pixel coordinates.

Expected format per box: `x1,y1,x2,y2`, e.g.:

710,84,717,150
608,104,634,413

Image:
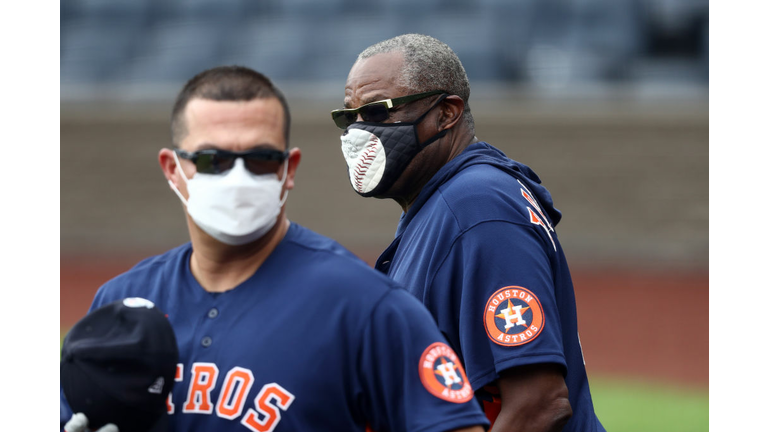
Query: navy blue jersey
375,143,605,431
61,223,489,432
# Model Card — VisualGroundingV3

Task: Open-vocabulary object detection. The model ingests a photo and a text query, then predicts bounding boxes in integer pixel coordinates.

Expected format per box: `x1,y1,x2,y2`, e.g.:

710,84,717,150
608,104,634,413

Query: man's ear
438,95,465,131
285,147,302,191
158,148,179,183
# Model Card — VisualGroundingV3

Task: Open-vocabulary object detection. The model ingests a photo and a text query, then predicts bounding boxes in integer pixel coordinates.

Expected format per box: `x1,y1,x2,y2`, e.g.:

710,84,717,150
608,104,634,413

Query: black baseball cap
61,298,179,432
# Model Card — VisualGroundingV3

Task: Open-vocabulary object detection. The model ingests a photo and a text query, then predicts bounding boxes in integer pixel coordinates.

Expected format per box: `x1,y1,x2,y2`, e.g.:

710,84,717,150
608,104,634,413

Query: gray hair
357,34,474,131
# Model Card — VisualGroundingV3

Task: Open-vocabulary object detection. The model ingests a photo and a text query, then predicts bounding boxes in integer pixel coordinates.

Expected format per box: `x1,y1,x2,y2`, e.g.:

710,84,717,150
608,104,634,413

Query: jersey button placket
201,308,218,347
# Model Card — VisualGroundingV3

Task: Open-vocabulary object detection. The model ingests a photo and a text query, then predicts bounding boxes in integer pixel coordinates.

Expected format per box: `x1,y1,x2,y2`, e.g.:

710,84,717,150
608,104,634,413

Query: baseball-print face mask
339,94,449,197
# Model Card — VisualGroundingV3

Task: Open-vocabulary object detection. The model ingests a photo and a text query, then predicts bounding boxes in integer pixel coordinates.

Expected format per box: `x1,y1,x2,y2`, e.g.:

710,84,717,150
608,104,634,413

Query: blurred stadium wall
61,0,708,387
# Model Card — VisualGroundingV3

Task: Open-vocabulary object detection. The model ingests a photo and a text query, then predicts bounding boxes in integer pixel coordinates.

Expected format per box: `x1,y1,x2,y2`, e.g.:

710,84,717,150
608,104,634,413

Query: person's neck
396,133,478,213
188,218,290,293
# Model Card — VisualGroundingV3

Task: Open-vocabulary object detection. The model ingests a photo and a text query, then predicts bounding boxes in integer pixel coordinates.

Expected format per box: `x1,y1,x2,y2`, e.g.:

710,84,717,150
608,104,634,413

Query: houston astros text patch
484,286,545,346
418,342,473,403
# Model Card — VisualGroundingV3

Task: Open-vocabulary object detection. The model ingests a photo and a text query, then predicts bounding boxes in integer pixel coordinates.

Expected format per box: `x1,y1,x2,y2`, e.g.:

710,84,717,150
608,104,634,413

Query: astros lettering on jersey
60,223,490,432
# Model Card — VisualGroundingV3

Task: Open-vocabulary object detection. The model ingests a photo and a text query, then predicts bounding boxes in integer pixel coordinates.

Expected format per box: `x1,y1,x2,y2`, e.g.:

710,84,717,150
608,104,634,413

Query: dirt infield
60,256,707,387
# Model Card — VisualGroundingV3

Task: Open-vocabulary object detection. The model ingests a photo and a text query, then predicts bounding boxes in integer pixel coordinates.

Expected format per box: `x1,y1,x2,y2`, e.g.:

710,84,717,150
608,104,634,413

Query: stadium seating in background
59,0,708,86
219,17,313,80
125,20,226,83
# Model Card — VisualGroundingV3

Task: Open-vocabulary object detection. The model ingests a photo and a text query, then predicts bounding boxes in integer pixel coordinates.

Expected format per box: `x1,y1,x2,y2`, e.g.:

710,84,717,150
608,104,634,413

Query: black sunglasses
175,148,289,175
330,90,447,129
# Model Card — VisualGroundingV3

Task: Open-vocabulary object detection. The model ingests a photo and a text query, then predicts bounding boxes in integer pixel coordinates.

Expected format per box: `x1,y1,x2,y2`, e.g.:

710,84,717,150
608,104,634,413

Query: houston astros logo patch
484,286,545,346
418,342,473,403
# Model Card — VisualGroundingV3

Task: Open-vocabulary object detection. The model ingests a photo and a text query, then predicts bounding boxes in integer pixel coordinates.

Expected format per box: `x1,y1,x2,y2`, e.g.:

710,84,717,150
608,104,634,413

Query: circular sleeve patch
418,342,474,403
483,286,545,346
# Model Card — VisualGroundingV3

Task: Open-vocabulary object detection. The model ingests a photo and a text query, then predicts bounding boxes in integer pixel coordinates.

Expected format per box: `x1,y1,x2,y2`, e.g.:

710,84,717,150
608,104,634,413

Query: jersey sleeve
358,288,489,432
430,220,567,391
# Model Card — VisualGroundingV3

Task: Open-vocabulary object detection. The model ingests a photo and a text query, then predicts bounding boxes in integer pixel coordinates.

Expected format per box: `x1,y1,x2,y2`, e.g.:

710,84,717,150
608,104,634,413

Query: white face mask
169,152,289,246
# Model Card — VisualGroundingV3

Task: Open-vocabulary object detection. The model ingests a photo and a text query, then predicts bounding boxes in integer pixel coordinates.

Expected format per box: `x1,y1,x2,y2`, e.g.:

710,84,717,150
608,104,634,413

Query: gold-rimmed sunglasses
330,90,446,129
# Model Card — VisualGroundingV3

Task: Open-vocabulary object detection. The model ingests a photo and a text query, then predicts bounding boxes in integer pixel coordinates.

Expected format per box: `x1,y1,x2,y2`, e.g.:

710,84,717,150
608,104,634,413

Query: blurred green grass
591,377,708,432
60,330,708,431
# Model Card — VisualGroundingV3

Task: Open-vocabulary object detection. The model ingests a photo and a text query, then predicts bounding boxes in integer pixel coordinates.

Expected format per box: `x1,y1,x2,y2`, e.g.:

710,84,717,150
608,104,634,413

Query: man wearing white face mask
169,150,289,247
60,65,490,432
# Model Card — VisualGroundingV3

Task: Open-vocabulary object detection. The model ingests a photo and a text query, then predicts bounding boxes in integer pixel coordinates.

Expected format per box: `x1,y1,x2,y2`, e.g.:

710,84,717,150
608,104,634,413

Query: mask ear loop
277,158,290,206
168,151,190,207
415,93,450,149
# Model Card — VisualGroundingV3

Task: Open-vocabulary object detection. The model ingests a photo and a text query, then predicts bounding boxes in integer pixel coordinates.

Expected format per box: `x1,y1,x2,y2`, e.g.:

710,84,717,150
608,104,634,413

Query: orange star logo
434,357,449,378
433,357,463,387
495,299,530,333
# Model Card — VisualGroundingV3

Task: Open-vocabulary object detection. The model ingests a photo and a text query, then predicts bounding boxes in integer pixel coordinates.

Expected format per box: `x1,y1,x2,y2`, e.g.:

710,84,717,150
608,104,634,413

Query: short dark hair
171,65,291,146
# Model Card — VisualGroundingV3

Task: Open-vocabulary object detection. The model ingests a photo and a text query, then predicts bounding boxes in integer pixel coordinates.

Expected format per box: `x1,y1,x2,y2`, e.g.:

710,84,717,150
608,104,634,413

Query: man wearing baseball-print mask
332,34,606,432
